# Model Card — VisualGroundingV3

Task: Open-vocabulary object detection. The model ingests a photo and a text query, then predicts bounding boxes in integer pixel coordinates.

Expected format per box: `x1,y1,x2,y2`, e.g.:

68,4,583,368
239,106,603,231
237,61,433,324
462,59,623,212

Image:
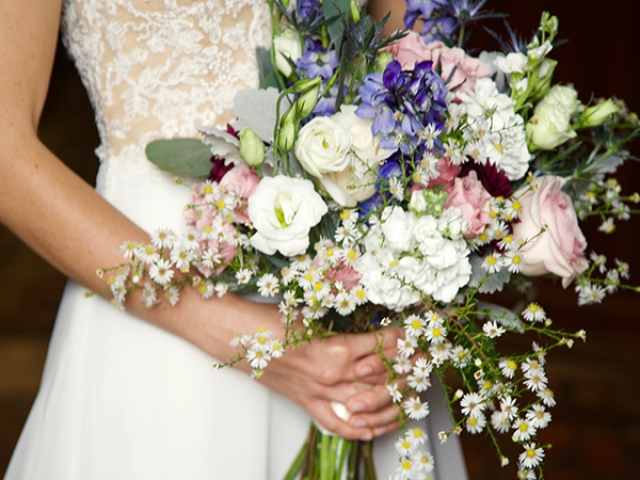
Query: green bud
238,127,265,166
374,51,394,73
291,76,322,93
277,107,298,152
350,0,360,23
295,84,320,118
577,99,620,128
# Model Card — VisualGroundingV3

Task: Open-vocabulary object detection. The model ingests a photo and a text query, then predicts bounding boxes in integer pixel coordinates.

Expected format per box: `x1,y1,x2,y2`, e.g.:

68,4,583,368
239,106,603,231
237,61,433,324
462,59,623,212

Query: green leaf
323,0,350,51
145,138,212,177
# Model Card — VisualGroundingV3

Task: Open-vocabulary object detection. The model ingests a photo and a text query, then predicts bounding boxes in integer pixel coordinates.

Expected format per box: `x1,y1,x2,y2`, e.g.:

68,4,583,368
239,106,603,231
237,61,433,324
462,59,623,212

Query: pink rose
445,170,492,238
220,162,260,223
511,176,588,287
384,32,492,96
325,261,361,291
429,158,462,188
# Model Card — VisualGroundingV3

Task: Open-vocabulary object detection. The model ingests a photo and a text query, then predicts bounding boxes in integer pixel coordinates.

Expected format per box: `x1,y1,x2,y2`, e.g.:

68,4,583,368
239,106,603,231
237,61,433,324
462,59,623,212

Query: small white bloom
526,405,551,429
460,392,486,418
257,273,280,297
512,418,536,442
403,397,430,420
465,413,486,434
499,358,517,379
522,303,546,322
149,259,174,286
519,443,545,469
164,286,180,306
483,320,506,338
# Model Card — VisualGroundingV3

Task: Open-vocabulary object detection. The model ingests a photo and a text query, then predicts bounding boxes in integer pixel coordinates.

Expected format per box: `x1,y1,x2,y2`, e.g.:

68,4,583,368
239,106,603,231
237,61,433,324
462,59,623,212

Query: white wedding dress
5,1,468,479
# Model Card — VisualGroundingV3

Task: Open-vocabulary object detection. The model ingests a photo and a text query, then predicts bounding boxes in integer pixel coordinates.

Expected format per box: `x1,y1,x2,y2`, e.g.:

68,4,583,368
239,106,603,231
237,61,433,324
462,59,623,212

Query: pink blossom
220,162,260,223
429,158,462,189
384,32,492,96
325,262,361,291
512,176,588,287
445,170,492,238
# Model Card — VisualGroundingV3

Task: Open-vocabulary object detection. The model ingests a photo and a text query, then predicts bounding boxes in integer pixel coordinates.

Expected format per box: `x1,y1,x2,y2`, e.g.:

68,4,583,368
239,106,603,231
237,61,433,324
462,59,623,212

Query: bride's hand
257,314,402,441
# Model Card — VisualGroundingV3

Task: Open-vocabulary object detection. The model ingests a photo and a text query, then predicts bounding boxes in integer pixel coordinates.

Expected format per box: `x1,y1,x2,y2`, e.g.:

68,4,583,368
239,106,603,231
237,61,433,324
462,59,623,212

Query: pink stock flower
445,170,492,238
384,32,492,96
430,158,462,188
511,176,588,287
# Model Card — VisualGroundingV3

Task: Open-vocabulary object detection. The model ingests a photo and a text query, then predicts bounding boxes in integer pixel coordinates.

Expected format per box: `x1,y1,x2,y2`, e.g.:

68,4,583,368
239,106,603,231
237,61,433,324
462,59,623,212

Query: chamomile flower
523,370,548,392
526,405,551,429
412,450,435,472
137,244,161,264
397,337,418,358
522,303,546,322
149,259,174,286
503,249,525,273
164,286,180,306
170,245,195,272
235,268,253,285
404,314,425,337
519,443,545,469
151,228,177,249
460,392,486,418
120,240,138,259
230,332,252,348
465,413,486,434
537,387,556,407
512,418,536,442
246,348,270,370
491,411,511,433
482,320,506,338
214,282,228,297
499,358,517,378
393,356,413,374
387,383,403,403
141,282,159,308
269,340,285,358
334,292,356,315
395,436,416,456
413,357,433,376
482,252,503,274
408,374,431,393
407,427,428,445
424,323,447,344
403,397,430,420
197,281,215,299
257,273,280,297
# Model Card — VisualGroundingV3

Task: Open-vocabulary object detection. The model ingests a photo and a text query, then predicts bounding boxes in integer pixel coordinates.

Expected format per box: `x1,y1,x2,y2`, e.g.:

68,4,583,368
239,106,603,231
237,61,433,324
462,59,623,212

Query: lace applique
62,0,271,161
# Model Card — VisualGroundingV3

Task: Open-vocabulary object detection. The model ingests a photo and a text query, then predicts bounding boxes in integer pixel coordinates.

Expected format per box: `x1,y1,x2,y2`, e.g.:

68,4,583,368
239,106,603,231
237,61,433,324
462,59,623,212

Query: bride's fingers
348,402,400,434
307,399,375,441
344,383,392,415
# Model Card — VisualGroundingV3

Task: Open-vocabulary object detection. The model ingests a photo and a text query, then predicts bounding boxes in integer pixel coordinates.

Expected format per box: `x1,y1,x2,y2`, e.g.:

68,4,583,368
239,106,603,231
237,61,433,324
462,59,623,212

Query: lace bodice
62,0,271,161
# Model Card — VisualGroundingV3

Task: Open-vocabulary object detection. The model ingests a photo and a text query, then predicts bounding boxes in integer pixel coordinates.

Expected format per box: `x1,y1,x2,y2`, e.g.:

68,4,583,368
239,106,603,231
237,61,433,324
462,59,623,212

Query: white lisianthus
248,176,327,257
494,52,527,74
332,105,394,165
273,28,302,77
295,117,353,178
527,85,580,151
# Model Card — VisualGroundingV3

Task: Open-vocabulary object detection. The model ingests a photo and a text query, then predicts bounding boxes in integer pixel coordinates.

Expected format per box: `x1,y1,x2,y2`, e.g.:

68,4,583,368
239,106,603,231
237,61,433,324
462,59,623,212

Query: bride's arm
0,0,400,440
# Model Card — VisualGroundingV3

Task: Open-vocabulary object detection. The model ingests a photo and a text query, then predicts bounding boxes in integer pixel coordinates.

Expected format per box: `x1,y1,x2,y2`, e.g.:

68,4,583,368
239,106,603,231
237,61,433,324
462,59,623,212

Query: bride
2,0,467,478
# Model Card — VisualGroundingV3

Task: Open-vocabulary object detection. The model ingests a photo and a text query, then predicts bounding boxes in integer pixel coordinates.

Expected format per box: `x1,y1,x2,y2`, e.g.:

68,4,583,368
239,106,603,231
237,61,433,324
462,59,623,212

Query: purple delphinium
296,0,322,22
355,59,448,156
297,40,339,80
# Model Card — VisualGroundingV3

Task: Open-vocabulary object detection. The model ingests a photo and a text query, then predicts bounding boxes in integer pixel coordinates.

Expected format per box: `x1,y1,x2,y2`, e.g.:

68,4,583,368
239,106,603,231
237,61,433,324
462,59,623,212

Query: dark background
1,1,639,478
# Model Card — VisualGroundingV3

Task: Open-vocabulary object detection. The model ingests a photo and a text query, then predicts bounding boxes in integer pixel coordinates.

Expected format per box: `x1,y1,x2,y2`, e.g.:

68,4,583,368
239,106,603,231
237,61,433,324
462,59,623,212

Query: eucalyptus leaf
583,154,624,175
233,88,290,143
476,301,524,332
145,138,212,177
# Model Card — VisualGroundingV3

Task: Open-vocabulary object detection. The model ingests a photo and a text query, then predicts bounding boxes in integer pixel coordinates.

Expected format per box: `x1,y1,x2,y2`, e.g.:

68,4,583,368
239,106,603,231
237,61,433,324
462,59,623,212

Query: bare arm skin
0,0,401,440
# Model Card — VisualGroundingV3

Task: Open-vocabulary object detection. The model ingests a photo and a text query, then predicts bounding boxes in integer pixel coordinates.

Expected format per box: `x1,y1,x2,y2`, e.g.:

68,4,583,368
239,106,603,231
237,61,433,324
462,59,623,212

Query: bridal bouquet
99,0,640,478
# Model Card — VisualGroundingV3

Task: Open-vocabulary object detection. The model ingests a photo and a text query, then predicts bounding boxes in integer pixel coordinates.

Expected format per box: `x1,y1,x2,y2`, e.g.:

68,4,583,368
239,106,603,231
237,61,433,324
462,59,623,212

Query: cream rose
248,176,327,257
512,176,588,287
316,106,394,207
295,116,353,178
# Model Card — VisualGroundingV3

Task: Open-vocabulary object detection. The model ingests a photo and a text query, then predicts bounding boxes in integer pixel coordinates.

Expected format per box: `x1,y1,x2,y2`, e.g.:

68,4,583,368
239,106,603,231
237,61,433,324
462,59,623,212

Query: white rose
248,176,327,257
526,104,575,151
273,28,302,77
318,169,377,207
295,117,353,178
540,85,580,116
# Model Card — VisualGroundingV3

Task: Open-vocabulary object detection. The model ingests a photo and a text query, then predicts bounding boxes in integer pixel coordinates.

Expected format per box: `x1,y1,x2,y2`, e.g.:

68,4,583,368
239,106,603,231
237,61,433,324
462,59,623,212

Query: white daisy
499,358,517,379
526,405,551,429
512,418,536,442
460,392,486,418
482,320,506,338
257,273,280,297
522,303,546,322
164,286,180,306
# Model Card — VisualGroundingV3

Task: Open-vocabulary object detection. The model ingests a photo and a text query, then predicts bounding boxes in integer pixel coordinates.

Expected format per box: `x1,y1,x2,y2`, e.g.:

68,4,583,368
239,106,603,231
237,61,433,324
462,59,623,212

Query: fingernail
361,432,372,441
353,419,366,428
358,366,372,377
349,402,365,413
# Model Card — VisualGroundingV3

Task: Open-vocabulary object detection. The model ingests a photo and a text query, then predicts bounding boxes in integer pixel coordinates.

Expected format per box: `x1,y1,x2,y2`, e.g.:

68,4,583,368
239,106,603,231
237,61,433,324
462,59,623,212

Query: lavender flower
297,40,339,80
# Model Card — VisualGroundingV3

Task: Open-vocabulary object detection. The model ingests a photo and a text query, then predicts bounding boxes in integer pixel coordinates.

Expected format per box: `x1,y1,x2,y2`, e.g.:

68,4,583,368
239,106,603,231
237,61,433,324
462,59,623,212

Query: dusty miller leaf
232,88,290,143
468,253,511,294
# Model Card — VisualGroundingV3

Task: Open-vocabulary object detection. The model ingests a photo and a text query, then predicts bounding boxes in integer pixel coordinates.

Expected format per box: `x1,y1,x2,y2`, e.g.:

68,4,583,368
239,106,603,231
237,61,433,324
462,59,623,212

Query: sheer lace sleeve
62,0,271,161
